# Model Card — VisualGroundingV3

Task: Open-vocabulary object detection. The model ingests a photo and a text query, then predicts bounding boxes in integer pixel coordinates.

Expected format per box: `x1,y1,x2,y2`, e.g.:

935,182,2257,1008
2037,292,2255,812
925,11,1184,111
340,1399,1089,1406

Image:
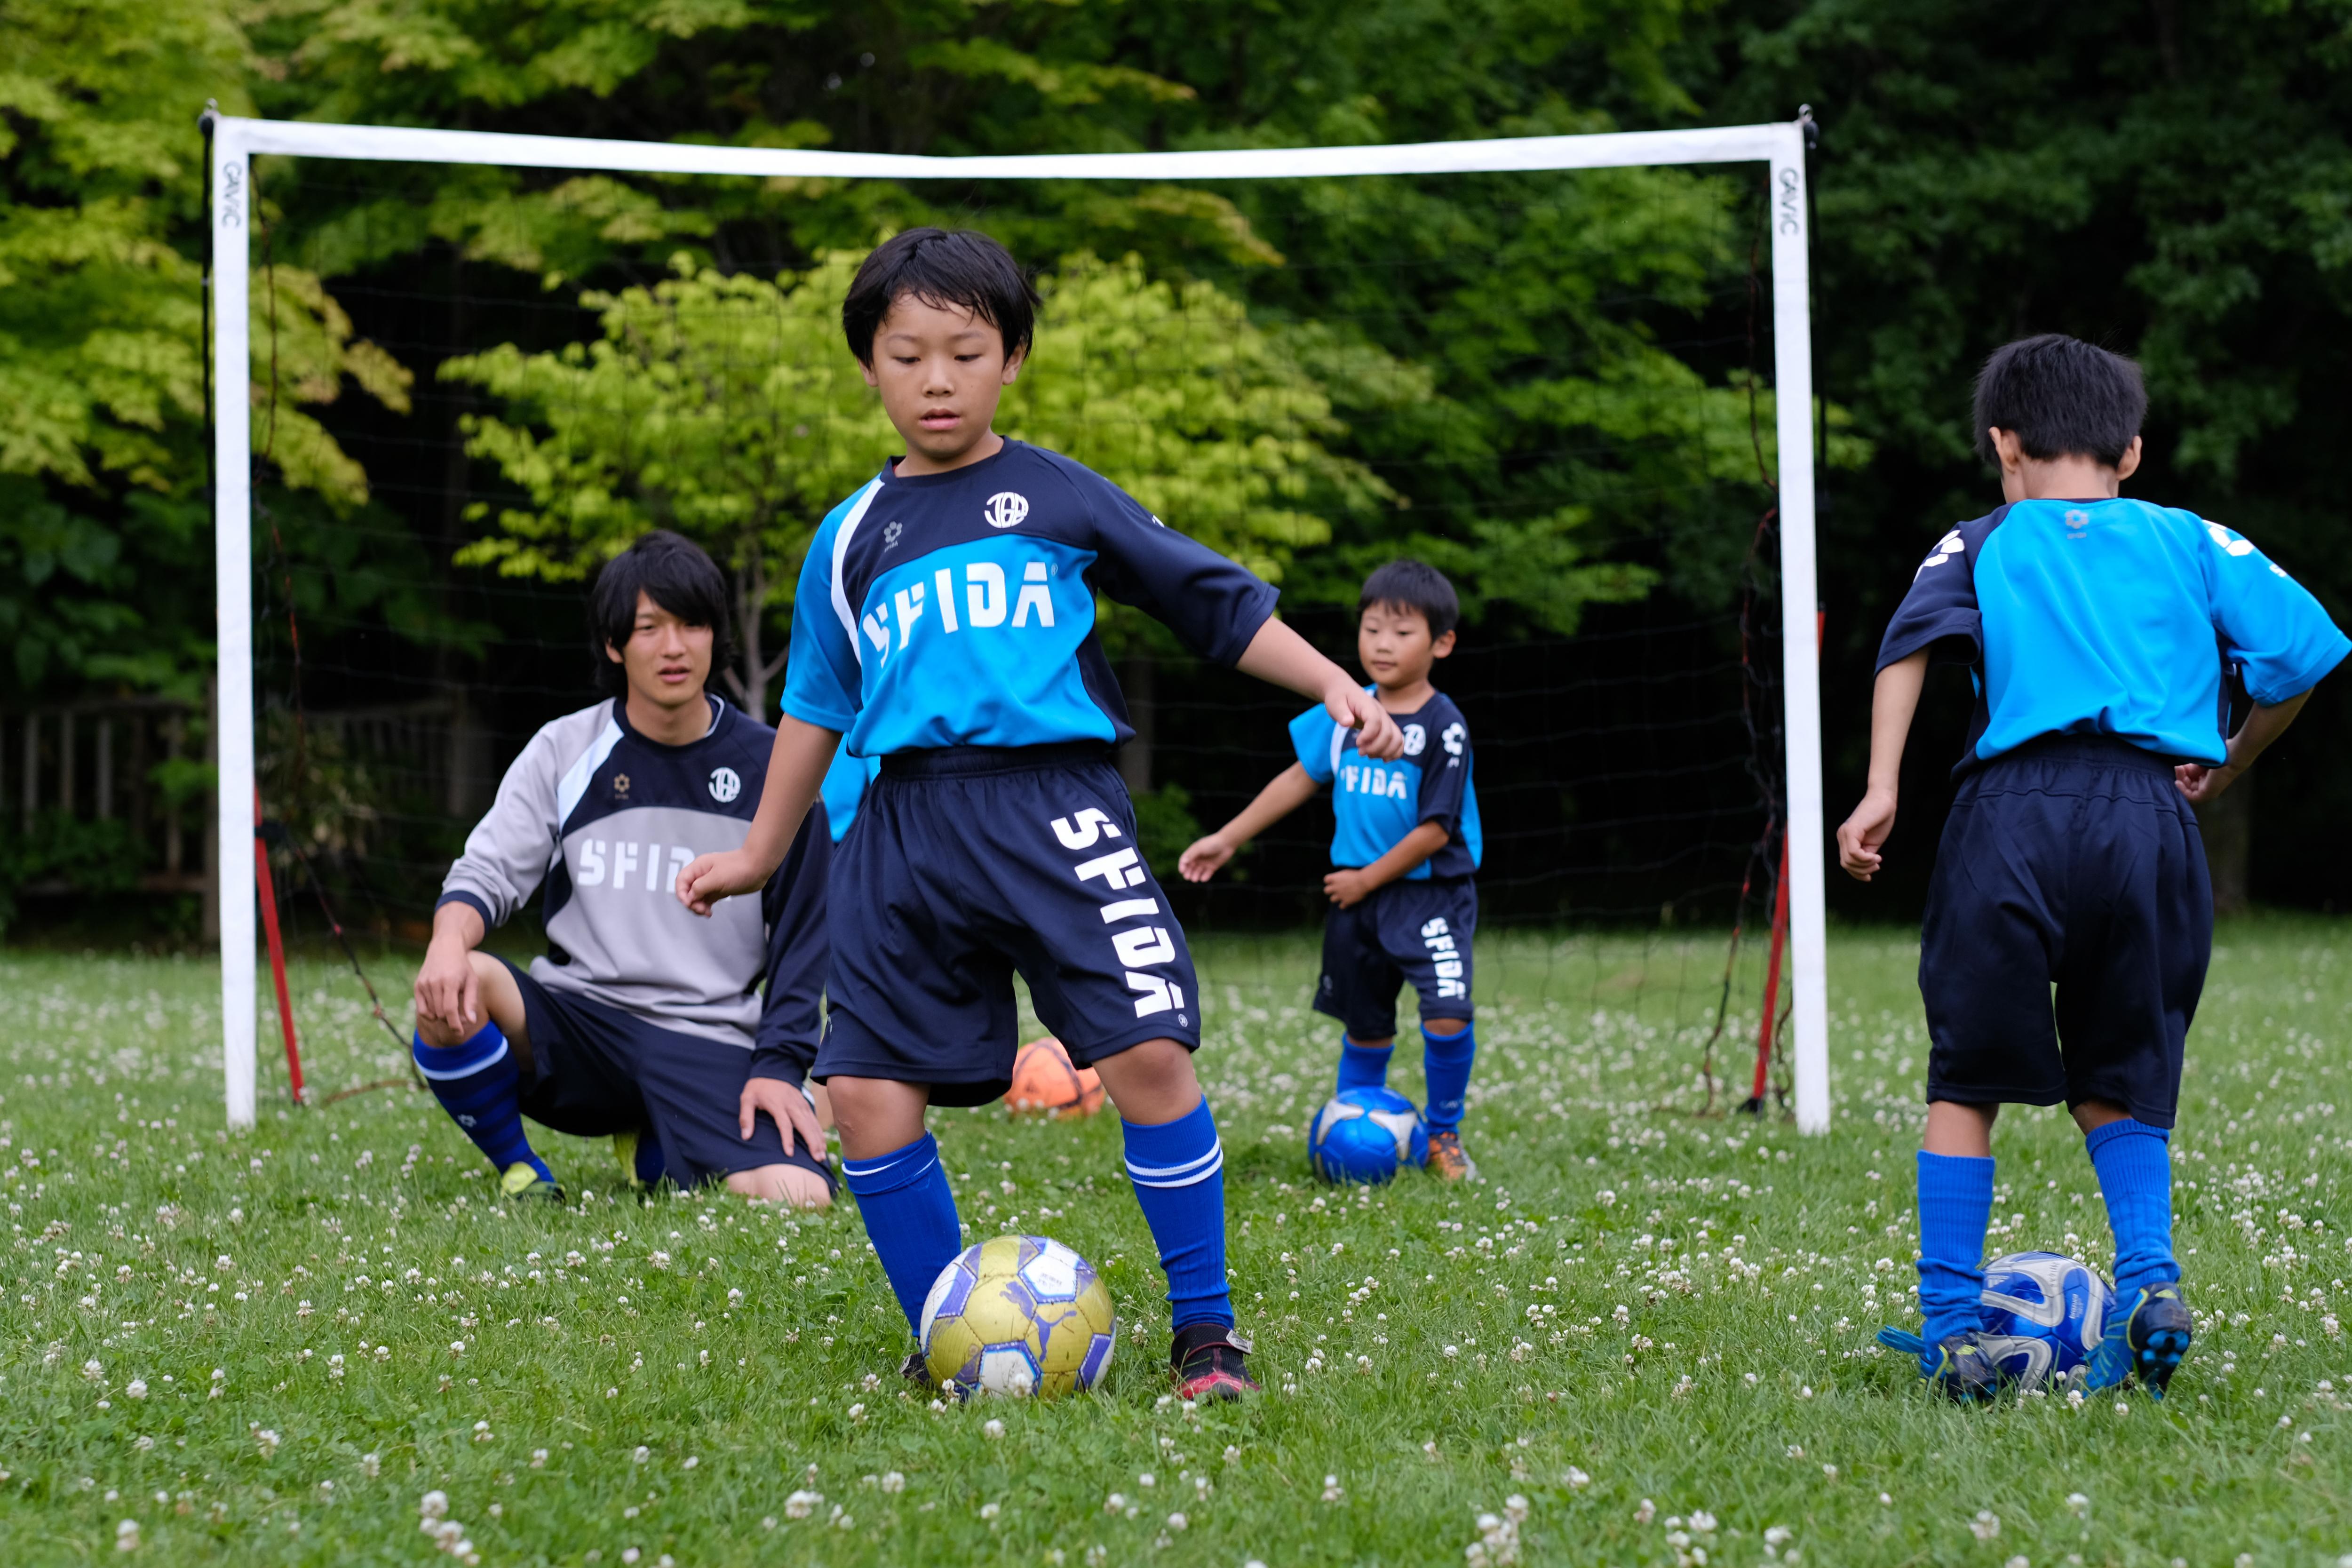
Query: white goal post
204,113,1832,1134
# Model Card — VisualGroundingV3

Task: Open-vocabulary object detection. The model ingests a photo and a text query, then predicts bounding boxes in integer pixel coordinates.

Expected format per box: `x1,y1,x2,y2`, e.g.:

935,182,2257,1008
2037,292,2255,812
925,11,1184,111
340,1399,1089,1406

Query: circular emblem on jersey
1401,723,1427,757
708,766,742,804
1442,722,1465,757
983,491,1031,530
883,519,904,549
2064,509,2090,530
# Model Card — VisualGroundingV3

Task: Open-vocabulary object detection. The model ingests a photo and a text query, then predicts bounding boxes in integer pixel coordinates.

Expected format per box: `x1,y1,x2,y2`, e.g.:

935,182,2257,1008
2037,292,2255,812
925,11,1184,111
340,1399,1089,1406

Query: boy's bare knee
726,1165,832,1209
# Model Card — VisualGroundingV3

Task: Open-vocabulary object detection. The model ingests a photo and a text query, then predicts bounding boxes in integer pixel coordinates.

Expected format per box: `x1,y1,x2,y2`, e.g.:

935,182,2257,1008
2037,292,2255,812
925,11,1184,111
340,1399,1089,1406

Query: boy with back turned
1841,334,2348,1401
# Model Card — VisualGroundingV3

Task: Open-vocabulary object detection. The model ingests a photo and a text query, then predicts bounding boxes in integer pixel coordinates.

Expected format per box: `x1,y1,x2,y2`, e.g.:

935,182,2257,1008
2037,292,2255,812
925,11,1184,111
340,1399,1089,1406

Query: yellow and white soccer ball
918,1234,1118,1399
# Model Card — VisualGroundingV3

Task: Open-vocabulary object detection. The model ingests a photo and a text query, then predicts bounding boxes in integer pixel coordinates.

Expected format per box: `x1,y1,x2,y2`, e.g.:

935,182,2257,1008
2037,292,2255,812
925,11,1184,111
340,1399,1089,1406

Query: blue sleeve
779,494,870,734
752,806,831,1085
1417,713,1471,838
1876,523,1984,672
1289,704,1338,784
2200,520,2352,704
1059,461,1280,665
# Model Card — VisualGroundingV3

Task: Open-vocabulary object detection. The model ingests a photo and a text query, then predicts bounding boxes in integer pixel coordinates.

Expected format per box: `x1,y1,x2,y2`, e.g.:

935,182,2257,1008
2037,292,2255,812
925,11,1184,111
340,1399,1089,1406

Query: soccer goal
202,112,1831,1133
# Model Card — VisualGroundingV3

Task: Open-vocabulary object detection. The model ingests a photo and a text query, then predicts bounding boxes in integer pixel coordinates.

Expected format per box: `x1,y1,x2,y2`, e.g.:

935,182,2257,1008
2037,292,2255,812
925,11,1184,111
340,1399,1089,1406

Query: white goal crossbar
204,113,1832,1133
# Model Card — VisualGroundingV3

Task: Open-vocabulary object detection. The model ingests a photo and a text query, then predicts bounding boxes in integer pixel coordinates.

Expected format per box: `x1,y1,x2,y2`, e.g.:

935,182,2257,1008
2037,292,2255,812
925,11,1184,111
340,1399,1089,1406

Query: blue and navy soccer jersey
782,440,1279,755
1876,497,2350,768
1288,690,1481,879
819,747,878,842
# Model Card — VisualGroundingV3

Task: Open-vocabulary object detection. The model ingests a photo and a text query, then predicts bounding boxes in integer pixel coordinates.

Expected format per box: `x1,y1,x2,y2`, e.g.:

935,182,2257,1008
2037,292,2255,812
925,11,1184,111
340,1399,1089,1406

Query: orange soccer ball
1007,1036,1105,1119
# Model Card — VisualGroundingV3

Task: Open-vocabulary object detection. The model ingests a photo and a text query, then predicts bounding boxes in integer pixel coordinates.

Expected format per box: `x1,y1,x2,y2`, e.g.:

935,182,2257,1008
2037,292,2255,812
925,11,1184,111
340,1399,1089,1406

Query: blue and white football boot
2084,1282,2193,1398
1877,1327,2015,1403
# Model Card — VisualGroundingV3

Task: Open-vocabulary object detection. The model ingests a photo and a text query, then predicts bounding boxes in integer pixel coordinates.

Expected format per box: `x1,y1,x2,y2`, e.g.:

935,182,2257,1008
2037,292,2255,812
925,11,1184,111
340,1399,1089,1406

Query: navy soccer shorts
1312,876,1478,1041
815,744,1202,1107
1919,735,2212,1129
498,958,835,1194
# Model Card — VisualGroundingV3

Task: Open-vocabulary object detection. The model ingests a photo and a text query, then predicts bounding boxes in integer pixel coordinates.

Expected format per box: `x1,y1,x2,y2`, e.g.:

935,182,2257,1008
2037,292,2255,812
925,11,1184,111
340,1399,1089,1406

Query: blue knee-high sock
840,1132,963,1336
1336,1035,1393,1094
633,1130,667,1187
413,1023,549,1182
2086,1118,2179,1302
1915,1150,1994,1363
1422,1022,1477,1134
1122,1100,1233,1331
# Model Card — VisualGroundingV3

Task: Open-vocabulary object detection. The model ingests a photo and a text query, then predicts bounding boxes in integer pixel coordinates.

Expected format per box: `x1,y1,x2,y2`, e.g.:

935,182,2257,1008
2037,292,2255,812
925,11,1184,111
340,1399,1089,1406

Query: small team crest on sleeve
983,492,1031,530
707,766,742,804
1401,724,1426,757
1442,722,1465,757
2203,520,2257,558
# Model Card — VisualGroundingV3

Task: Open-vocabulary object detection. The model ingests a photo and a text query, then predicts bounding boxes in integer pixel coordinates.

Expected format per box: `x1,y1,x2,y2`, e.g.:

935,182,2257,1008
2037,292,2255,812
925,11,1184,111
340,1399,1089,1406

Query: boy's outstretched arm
1837,650,1929,882
1179,763,1321,882
1236,618,1405,760
2175,690,2312,804
675,716,842,915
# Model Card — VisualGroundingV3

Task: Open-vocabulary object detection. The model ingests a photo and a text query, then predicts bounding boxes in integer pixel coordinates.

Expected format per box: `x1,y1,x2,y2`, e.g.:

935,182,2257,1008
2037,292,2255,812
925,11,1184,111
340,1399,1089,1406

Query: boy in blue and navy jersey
1840,334,2349,1402
1182,561,1486,1179
677,228,1405,1400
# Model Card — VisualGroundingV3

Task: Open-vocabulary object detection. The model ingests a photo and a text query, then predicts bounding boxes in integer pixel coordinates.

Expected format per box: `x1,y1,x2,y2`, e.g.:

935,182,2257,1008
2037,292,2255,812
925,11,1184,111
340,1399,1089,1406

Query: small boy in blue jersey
676,228,1404,1399
1839,334,2349,1402
1180,560,1484,1180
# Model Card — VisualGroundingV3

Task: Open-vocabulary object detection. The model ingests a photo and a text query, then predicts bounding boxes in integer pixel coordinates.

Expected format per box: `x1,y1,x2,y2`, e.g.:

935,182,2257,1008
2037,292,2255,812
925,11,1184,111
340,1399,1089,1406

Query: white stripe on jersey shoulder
829,477,888,666
1329,716,1346,778
554,707,627,828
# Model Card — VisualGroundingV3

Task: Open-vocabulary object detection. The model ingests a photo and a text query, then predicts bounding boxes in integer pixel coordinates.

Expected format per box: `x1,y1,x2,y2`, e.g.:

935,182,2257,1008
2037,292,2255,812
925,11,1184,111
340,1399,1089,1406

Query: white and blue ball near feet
1976,1250,2113,1383
1308,1087,1429,1184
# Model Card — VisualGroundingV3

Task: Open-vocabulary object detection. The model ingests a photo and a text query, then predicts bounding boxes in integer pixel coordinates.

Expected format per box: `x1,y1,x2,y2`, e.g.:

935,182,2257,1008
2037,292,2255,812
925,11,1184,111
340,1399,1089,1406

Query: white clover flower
983,1419,1005,1439
1690,1511,1717,1533
632,1447,650,1464
1971,1511,2000,1542
1765,1526,1793,1545
254,1430,279,1458
115,1520,139,1552
1564,1467,1590,1489
784,1490,821,1520
1104,1494,1126,1514
978,1502,1000,1520
1635,1499,1656,1524
880,1472,904,1493
1167,1512,1188,1531
82,1359,103,1380
125,1379,147,1400
420,1491,449,1520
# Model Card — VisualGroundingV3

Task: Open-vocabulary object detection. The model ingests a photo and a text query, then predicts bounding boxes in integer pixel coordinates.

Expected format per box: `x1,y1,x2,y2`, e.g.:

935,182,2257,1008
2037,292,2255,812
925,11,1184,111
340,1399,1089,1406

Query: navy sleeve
751,805,832,1084
1416,708,1472,839
1053,458,1280,665
1876,516,1997,672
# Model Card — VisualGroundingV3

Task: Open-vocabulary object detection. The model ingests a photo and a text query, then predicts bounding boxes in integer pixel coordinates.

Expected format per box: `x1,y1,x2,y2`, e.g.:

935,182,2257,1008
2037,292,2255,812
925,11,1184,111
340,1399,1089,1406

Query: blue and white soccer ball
1308,1087,1429,1184
1976,1250,2114,1385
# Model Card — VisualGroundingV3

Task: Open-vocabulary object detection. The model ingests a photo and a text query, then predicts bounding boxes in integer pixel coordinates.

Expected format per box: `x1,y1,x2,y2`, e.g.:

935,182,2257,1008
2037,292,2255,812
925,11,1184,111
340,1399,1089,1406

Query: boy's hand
1331,685,1405,760
1836,787,1899,881
675,847,765,917
413,936,481,1036
1323,868,1376,907
740,1075,826,1160
2173,760,2241,804
1178,832,1238,883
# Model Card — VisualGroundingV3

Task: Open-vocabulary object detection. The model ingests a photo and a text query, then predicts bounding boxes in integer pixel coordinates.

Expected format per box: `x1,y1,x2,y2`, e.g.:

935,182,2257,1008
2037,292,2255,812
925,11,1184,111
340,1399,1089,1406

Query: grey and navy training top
436,695,831,1083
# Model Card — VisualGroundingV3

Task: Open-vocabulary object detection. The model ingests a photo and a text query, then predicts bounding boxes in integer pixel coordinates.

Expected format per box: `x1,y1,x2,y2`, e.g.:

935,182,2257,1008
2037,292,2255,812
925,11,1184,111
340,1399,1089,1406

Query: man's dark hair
588,530,731,698
841,228,1040,366
1971,334,2146,467
1358,558,1460,638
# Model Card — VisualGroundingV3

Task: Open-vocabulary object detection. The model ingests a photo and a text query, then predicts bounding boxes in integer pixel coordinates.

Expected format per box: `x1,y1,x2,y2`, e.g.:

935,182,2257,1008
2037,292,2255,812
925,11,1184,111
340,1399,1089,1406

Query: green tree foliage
442,255,892,713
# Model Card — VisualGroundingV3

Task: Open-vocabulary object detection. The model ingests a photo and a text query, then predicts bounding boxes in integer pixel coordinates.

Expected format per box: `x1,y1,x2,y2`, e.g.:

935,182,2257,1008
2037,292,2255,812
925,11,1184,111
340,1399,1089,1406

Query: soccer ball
1977,1250,2114,1385
1006,1036,1105,1118
918,1234,1118,1399
1307,1087,1428,1184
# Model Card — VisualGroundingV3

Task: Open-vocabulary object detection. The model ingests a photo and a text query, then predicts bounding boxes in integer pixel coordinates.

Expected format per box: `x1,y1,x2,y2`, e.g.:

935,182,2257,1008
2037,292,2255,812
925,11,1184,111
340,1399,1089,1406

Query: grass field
3,923,2351,1566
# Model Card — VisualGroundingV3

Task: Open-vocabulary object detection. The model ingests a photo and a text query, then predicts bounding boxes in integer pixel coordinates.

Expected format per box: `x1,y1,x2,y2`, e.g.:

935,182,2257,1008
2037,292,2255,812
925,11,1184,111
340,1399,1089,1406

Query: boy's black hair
841,227,1040,366
1358,558,1460,638
589,530,731,698
1971,334,2146,467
